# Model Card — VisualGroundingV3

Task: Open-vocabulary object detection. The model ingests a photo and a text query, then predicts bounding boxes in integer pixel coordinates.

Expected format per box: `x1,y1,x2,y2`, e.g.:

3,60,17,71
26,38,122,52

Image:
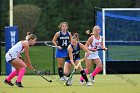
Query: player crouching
63,33,91,86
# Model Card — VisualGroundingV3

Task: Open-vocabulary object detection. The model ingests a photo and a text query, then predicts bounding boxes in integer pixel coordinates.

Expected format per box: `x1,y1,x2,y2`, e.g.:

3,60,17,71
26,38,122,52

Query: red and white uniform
5,41,27,62
87,35,102,59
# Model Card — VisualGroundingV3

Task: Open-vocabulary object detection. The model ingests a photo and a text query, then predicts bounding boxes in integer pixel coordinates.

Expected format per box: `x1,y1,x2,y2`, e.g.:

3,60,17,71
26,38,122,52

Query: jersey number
62,40,67,46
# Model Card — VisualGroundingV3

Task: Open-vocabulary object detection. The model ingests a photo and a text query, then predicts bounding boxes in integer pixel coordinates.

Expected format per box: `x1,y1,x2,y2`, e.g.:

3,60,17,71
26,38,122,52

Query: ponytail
72,33,79,41
26,32,31,35
25,32,37,40
85,30,94,36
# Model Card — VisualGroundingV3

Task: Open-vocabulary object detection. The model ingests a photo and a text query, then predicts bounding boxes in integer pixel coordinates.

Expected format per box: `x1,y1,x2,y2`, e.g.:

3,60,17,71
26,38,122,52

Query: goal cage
96,8,140,75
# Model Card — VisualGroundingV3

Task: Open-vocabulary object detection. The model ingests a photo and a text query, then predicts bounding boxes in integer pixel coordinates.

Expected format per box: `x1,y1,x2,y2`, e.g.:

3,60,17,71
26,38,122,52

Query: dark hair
72,33,79,41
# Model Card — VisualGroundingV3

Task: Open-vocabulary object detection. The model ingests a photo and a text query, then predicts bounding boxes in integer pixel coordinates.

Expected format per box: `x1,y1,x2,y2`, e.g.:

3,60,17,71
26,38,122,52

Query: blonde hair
58,22,69,30
85,30,94,35
85,26,100,36
72,33,79,41
26,32,37,40
92,26,100,33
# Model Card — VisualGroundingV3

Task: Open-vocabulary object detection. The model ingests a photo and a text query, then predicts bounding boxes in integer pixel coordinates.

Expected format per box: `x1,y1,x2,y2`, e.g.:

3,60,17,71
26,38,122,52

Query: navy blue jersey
65,43,80,61
57,31,70,49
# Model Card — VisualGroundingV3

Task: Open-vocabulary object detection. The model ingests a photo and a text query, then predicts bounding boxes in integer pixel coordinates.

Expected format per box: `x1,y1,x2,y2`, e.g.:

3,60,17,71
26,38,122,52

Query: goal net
96,8,140,75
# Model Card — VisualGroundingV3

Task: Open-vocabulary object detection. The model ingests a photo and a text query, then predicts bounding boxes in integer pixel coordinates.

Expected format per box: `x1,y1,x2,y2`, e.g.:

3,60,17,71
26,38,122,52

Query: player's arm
85,36,97,51
22,42,33,70
79,43,90,57
68,31,72,41
68,45,77,69
85,36,93,48
52,32,62,49
79,43,89,53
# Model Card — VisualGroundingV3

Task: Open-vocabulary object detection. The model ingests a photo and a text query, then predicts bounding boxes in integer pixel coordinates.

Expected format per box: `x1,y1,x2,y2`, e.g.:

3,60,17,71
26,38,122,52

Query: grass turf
0,74,140,93
1,45,140,74
1,46,88,75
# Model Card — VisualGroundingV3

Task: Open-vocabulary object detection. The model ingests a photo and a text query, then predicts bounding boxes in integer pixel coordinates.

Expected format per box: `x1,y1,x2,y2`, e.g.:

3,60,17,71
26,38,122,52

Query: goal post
97,8,140,75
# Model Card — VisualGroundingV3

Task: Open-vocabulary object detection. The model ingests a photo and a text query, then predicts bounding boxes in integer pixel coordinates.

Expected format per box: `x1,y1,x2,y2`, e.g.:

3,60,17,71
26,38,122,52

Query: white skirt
86,51,100,59
5,52,17,62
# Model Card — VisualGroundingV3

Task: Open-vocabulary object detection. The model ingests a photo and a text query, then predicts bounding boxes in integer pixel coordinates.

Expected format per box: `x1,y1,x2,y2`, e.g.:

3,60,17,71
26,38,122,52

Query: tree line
1,0,136,41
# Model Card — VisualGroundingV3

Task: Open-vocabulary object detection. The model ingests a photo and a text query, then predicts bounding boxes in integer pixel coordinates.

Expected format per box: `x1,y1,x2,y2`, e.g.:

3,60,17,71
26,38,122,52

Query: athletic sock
17,68,26,82
92,76,95,80
65,73,70,77
58,67,63,78
6,70,18,81
80,70,88,82
80,69,89,81
91,67,102,76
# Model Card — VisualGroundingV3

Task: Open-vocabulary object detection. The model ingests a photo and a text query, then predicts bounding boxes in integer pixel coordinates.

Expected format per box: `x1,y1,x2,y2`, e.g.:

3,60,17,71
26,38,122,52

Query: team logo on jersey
59,36,69,39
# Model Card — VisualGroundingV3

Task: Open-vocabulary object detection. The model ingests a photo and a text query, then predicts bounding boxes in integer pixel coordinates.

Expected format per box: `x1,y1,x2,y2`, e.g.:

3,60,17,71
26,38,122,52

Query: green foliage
1,0,135,41
13,4,41,40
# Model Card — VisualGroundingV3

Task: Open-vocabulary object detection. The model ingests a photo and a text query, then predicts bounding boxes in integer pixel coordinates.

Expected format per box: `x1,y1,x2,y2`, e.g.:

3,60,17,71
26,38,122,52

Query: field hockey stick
65,57,87,86
44,41,57,48
34,69,52,82
90,48,106,52
64,68,76,86
97,48,106,51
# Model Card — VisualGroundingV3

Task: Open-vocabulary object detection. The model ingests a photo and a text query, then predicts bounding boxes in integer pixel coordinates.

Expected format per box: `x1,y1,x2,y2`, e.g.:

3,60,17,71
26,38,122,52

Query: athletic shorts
55,48,68,58
86,51,100,59
65,58,80,63
5,53,17,63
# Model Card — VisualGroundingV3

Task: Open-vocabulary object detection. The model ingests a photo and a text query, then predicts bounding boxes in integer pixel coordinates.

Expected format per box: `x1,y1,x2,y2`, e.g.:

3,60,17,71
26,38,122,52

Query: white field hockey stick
44,41,57,48
65,56,87,86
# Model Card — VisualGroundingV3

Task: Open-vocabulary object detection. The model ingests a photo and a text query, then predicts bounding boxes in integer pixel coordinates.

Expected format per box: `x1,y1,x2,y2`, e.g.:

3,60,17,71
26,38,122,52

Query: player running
52,22,72,81
80,26,107,84
4,32,37,87
64,33,91,86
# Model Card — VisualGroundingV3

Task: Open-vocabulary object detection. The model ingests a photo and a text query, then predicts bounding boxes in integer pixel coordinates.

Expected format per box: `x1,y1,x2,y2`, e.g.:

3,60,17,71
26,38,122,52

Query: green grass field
1,45,140,74
1,46,140,93
1,46,87,74
0,74,140,93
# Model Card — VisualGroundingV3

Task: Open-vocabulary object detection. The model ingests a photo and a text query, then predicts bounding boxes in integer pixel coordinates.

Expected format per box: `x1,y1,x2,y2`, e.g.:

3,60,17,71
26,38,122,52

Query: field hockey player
4,32,37,87
52,22,72,81
64,33,91,86
80,26,107,84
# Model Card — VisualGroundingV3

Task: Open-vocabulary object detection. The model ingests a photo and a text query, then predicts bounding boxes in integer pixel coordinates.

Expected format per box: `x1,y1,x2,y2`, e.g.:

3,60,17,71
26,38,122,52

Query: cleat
86,81,91,86
63,76,69,81
66,79,73,86
15,81,24,87
89,74,95,83
79,80,84,85
60,77,65,81
4,79,14,86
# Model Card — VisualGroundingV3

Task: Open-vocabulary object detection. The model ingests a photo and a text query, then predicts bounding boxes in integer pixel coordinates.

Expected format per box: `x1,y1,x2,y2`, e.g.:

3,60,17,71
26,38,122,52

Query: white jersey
5,41,26,62
87,35,102,59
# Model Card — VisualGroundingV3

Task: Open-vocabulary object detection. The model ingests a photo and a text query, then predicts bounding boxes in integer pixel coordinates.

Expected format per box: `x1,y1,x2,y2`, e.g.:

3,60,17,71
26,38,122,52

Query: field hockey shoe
15,81,24,87
66,79,73,86
63,76,69,81
79,80,85,85
60,77,65,81
86,81,91,86
89,74,95,83
4,79,14,86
